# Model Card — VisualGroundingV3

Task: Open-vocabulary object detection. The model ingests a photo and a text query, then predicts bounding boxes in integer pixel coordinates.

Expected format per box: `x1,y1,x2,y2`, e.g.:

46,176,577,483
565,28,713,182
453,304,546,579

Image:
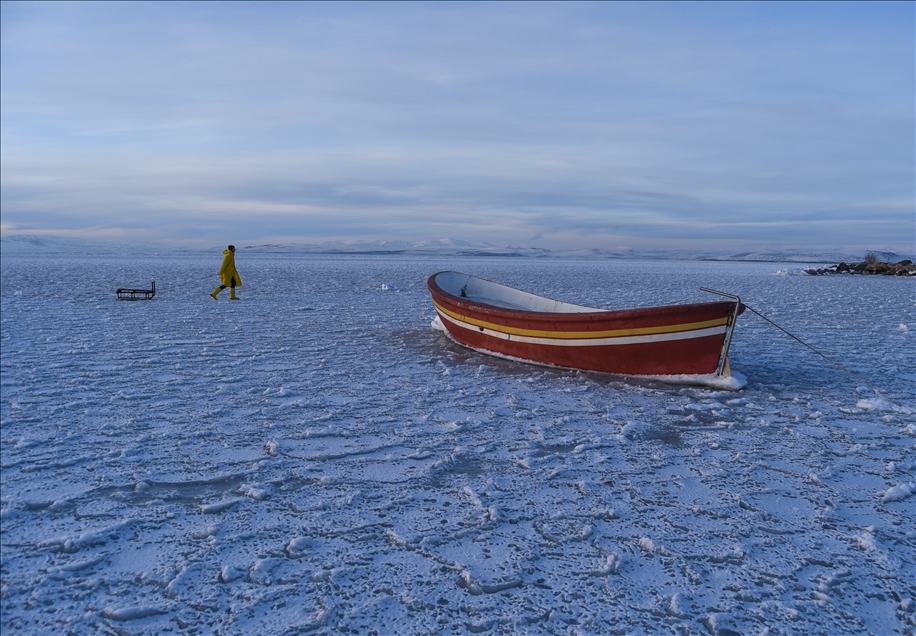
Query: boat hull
428,272,739,377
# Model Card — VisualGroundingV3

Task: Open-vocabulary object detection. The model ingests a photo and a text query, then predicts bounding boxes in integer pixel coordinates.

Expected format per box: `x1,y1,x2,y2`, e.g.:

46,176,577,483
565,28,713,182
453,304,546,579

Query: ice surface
1,254,914,635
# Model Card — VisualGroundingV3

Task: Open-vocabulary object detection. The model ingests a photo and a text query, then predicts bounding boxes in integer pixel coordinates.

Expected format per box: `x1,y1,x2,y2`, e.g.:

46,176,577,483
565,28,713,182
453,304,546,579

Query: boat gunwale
428,271,735,324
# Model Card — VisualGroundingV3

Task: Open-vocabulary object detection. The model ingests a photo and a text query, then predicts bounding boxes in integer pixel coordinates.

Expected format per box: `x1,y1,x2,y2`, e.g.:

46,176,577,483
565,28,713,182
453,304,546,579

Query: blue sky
1,2,913,253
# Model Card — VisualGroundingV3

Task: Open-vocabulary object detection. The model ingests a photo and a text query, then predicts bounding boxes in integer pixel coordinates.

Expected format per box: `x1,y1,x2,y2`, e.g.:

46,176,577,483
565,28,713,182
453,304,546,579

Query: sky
1,1,914,253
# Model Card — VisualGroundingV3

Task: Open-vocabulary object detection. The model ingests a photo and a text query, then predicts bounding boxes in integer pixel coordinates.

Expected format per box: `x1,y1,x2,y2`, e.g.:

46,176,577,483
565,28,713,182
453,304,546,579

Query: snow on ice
1,253,914,635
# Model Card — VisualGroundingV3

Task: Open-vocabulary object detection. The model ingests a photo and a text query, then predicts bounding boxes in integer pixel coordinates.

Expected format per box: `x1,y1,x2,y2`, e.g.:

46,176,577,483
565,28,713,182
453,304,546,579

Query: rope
743,303,887,398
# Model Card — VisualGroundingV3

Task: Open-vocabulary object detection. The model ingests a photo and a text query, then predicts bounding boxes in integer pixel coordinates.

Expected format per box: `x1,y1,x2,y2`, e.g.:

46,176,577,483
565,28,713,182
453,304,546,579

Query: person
211,245,242,300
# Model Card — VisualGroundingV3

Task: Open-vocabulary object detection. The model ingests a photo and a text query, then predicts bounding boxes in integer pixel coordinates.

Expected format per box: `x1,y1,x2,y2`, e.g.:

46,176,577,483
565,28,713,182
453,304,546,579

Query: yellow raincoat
219,249,242,287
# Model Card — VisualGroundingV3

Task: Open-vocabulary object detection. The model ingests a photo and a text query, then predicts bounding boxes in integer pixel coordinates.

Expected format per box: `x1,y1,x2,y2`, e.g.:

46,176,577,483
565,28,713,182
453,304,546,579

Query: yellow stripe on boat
433,301,729,340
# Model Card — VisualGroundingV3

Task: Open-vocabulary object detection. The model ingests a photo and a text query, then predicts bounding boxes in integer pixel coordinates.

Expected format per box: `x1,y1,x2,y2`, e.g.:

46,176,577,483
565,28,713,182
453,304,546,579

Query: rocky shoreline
806,259,915,276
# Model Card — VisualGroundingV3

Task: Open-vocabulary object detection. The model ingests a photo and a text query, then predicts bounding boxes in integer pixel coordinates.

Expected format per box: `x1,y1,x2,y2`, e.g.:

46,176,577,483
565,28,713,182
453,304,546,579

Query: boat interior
434,271,603,313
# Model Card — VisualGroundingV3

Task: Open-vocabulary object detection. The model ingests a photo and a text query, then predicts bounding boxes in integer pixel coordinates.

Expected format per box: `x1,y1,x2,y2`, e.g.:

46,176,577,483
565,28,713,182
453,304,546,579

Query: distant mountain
0,234,192,254
3,234,912,262
236,239,554,257
710,250,915,264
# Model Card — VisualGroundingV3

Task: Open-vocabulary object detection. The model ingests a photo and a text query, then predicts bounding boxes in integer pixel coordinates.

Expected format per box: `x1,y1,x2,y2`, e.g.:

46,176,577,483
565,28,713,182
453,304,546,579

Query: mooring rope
743,303,887,398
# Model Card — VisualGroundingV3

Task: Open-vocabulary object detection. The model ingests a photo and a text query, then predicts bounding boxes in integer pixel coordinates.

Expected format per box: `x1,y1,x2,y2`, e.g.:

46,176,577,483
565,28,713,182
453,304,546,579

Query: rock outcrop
806,260,915,276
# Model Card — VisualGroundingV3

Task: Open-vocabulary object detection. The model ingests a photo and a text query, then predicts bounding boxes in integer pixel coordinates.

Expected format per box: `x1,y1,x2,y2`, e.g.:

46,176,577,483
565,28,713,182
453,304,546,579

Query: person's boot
211,286,222,299
230,288,239,300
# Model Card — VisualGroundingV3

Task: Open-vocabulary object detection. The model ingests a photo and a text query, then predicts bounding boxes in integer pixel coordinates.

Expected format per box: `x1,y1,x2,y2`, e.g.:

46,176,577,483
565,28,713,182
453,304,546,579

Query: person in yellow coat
211,245,242,300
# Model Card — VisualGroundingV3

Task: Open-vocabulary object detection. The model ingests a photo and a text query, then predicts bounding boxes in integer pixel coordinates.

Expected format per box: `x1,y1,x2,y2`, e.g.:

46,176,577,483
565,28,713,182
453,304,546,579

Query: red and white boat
428,271,745,387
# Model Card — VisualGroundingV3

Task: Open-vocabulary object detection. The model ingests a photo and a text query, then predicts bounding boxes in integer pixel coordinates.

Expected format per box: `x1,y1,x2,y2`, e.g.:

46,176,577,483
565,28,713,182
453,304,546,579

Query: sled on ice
116,281,156,301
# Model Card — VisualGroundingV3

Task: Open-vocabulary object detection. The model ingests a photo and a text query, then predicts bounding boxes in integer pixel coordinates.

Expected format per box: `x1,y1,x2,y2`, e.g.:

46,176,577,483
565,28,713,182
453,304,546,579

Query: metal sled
116,281,156,301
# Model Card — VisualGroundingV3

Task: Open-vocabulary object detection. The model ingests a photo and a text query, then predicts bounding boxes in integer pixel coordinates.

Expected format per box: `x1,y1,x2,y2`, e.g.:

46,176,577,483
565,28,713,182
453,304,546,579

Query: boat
427,271,745,387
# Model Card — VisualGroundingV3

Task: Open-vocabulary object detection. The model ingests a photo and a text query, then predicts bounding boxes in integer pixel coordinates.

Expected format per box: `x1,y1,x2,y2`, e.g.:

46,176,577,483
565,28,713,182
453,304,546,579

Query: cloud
1,2,913,251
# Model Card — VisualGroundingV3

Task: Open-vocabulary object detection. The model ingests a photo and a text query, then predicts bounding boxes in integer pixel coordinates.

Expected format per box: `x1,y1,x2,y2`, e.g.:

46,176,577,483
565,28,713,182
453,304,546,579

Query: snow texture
2,254,914,635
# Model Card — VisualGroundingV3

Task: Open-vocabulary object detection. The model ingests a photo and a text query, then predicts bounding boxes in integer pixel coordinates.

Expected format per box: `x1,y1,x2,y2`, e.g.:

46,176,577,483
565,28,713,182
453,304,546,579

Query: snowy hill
0,235,194,255
2,234,912,262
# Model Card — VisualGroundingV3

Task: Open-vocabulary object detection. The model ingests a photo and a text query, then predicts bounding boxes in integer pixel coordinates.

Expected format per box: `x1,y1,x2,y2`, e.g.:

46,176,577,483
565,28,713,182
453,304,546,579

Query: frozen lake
1,253,914,635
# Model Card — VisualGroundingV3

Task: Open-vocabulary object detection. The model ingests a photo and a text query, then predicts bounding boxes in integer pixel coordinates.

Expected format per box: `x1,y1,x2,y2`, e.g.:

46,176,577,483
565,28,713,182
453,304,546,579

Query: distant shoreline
0,250,894,264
